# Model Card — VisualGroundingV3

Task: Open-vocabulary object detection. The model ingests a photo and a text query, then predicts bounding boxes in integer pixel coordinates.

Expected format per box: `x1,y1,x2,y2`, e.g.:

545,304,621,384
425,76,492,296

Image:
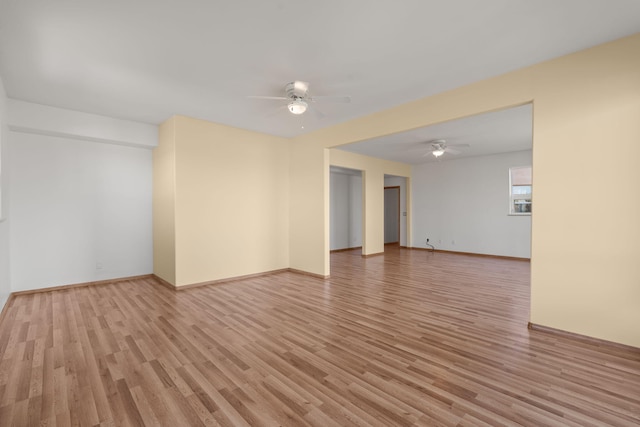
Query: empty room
0,2,639,426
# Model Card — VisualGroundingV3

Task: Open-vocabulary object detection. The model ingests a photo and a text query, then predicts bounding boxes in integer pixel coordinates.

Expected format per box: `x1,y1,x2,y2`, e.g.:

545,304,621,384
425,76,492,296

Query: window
509,166,532,215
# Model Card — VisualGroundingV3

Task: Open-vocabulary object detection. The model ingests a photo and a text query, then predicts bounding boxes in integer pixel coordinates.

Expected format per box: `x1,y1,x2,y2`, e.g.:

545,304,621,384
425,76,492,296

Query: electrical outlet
451,240,455,245
96,262,103,270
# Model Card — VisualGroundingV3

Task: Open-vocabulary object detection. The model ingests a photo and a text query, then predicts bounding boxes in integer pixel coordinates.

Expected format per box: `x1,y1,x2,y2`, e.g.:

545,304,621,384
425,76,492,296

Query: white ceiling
1,1,639,138
338,104,533,164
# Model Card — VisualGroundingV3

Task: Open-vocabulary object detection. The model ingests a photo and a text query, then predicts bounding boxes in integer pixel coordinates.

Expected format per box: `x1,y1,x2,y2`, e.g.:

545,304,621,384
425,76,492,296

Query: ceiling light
288,99,308,115
432,148,445,157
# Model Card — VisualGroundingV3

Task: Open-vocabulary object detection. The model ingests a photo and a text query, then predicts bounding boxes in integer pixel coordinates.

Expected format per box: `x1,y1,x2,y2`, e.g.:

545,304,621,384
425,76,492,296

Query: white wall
9,132,153,291
412,150,532,258
348,175,362,248
5,102,156,292
8,100,158,148
330,171,362,250
384,175,407,247
0,77,10,308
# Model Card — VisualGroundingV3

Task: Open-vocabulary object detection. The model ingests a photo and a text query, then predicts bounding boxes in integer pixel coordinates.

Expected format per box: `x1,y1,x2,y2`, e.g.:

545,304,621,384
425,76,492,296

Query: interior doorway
329,166,363,254
384,186,400,244
384,175,408,248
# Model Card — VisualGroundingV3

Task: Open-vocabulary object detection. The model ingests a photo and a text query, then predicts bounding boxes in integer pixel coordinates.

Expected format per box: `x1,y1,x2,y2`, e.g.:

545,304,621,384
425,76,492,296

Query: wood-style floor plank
0,247,639,426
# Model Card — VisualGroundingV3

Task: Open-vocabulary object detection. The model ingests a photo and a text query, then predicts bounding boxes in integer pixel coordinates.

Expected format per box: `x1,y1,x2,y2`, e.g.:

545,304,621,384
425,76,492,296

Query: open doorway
329,166,363,253
337,104,532,257
384,175,407,248
384,187,399,244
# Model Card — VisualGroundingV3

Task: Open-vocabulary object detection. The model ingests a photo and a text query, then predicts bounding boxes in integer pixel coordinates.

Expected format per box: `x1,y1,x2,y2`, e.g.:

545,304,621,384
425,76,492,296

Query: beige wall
528,38,640,347
154,33,640,347
154,115,290,287
289,33,640,347
288,143,330,275
330,149,411,255
153,118,176,284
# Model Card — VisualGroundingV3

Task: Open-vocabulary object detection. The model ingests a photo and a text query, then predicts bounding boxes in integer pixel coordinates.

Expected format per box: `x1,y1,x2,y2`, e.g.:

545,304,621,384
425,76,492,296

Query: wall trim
330,246,362,253
0,294,16,326
151,274,176,291
287,269,330,280
528,322,639,352
362,252,384,258
0,274,155,325
158,268,308,291
409,247,530,261
175,268,288,291
11,274,155,296
0,267,328,318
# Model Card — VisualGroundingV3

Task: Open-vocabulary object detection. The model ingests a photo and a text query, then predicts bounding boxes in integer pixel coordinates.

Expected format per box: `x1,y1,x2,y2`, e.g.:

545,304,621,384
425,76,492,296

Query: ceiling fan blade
248,95,288,100
445,143,469,155
309,95,351,103
310,105,326,120
263,105,288,118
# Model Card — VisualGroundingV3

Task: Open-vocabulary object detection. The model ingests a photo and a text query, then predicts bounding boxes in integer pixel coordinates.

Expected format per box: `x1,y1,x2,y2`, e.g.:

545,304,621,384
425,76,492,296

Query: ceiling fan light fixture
432,148,445,157
288,99,308,115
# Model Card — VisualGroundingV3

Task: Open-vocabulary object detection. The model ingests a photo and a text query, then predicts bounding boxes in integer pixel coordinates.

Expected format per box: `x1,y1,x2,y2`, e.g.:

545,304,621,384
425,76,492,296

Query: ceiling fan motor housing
285,81,308,99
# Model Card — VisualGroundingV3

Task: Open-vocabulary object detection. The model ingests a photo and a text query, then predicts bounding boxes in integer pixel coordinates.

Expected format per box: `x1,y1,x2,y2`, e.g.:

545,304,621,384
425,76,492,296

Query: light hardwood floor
0,247,638,426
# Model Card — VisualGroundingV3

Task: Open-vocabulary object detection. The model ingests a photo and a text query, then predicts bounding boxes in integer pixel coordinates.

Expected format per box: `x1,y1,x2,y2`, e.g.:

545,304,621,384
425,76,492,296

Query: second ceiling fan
426,139,469,158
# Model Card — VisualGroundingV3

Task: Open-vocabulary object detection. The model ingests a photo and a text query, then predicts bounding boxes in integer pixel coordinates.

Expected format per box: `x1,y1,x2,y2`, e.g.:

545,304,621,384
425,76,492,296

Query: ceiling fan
248,81,351,116
425,139,469,158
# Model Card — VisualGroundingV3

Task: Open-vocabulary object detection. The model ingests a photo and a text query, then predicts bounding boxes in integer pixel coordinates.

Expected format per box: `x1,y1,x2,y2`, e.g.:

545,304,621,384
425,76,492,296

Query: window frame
509,166,532,216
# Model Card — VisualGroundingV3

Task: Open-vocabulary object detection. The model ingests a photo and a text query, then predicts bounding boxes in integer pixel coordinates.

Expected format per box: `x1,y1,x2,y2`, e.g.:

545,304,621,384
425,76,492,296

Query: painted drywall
290,143,330,275
4,101,156,292
412,150,532,258
290,33,640,347
384,176,408,247
329,149,411,258
8,100,158,148
157,115,290,287
329,172,408,251
0,76,10,308
330,171,362,250
153,119,176,285
9,131,153,291
349,174,363,249
528,40,640,347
